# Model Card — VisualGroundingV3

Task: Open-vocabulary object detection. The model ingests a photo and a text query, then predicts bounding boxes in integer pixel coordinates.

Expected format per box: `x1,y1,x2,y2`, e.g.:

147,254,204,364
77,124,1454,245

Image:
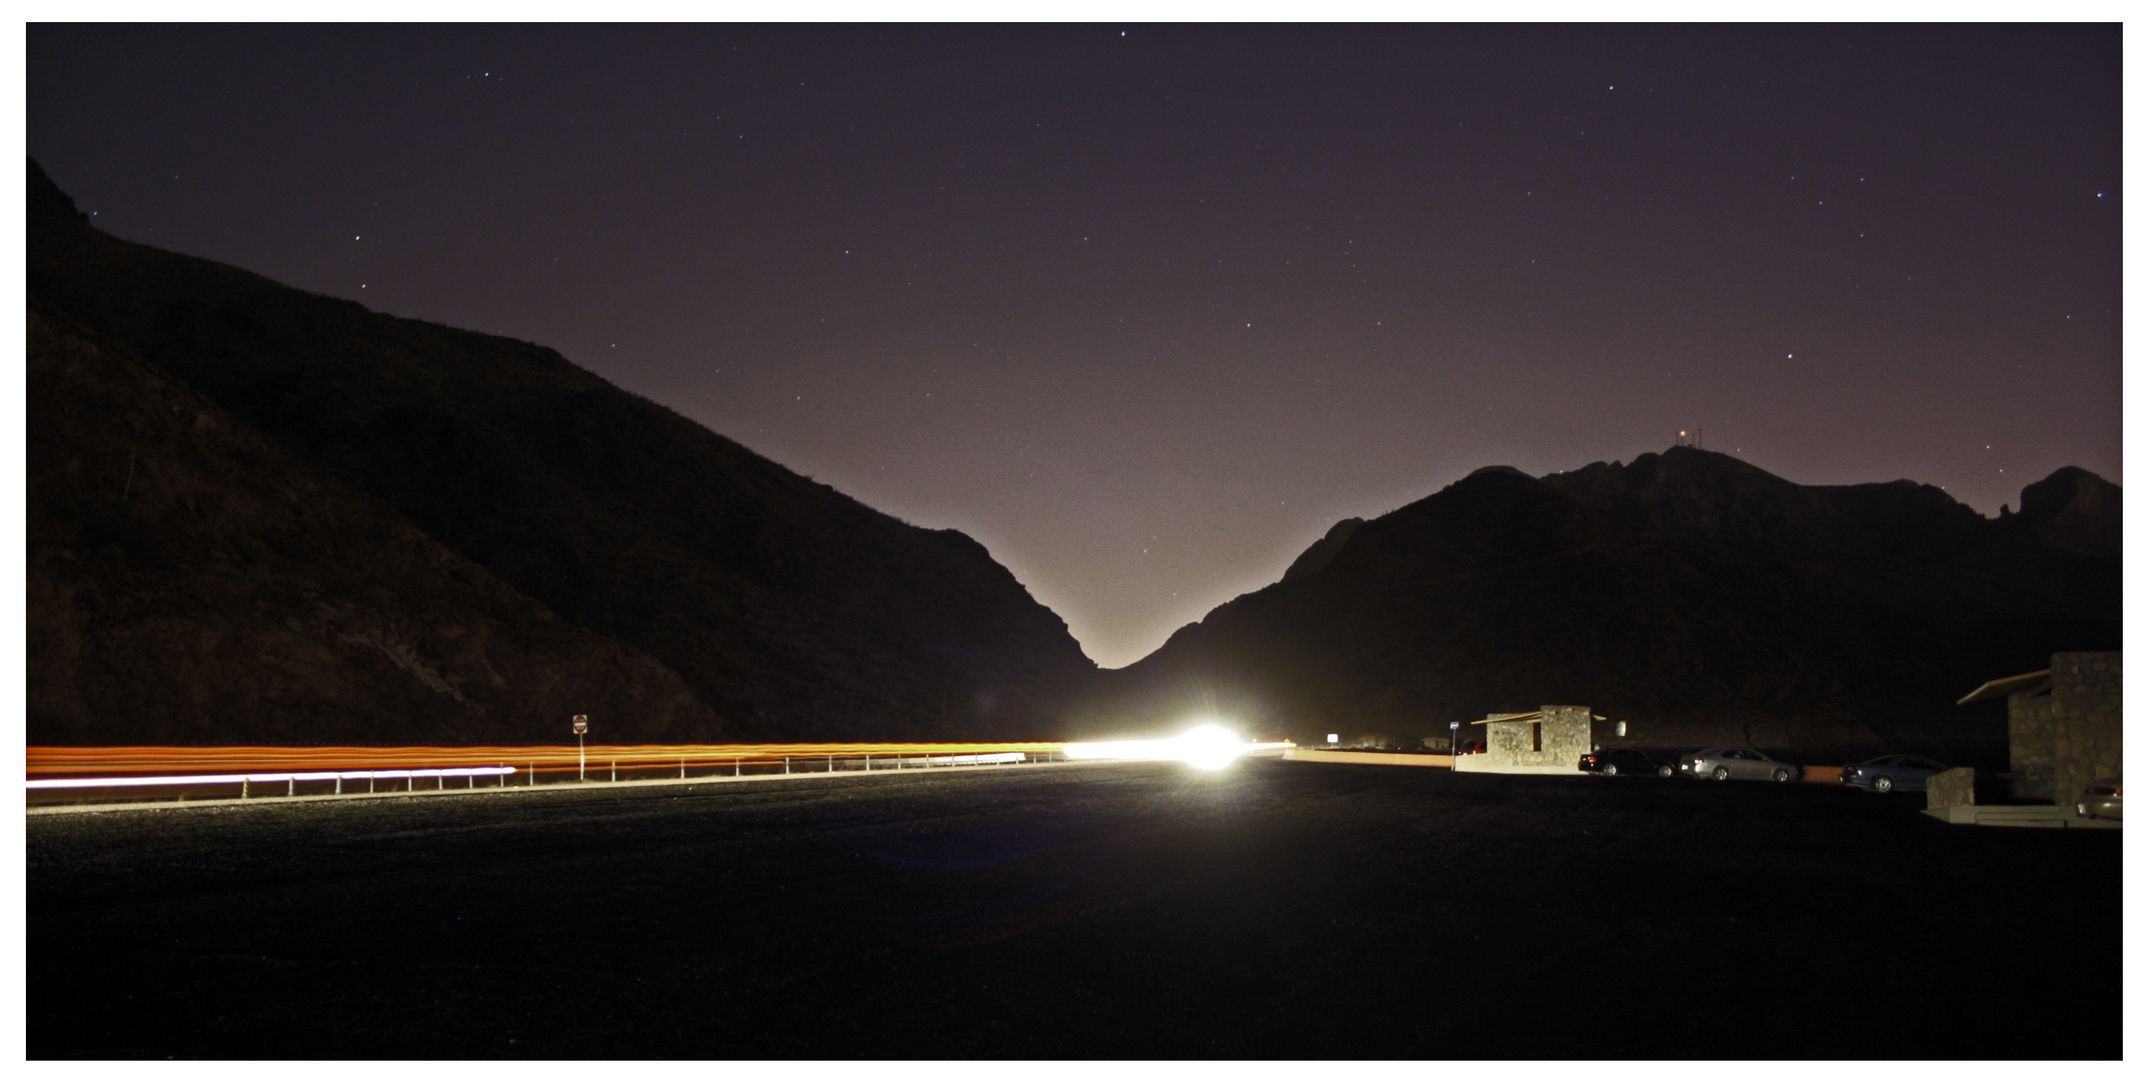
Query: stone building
1957,651,2121,807
1453,704,1593,775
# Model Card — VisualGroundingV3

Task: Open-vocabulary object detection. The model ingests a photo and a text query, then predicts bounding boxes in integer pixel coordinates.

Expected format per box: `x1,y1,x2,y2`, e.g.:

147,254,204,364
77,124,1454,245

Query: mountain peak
2010,466,2120,557
1082,446,2117,758
1540,448,1987,562
1281,517,1364,582
28,157,86,226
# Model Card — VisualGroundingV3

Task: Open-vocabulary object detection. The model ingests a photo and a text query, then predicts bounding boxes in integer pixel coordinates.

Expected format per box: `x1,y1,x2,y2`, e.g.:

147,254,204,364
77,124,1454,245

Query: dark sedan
1839,754,1949,794
1579,748,1674,778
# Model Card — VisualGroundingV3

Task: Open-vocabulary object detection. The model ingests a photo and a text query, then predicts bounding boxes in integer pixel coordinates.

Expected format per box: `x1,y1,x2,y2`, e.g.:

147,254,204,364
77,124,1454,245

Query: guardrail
28,766,518,798
25,744,1066,808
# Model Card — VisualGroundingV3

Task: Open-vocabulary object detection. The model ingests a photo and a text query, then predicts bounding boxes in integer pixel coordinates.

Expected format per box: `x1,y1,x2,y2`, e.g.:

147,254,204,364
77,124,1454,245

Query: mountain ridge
29,154,2116,759
1078,447,2117,764
28,158,1094,744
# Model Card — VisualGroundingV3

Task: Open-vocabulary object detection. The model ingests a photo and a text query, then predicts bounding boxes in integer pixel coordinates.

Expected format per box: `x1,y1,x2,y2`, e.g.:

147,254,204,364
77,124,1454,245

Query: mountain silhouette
28,159,1093,745
27,155,2115,761
1075,448,2117,765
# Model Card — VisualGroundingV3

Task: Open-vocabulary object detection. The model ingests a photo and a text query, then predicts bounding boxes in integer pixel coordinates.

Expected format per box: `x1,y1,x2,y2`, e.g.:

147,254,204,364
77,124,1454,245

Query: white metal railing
27,766,517,797
26,750,1061,804
917,753,1026,766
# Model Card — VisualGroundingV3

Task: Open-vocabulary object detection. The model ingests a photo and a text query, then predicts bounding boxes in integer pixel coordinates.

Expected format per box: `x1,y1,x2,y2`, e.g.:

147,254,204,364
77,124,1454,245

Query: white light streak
27,767,517,790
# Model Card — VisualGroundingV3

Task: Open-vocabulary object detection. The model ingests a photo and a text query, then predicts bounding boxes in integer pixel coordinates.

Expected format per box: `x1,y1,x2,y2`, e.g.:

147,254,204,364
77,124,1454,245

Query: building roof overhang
1469,712,1613,725
1956,669,2053,706
1471,712,1542,725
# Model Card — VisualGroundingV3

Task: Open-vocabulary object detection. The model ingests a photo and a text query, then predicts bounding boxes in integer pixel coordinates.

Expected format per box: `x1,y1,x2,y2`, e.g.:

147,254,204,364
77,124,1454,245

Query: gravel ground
28,758,2120,1059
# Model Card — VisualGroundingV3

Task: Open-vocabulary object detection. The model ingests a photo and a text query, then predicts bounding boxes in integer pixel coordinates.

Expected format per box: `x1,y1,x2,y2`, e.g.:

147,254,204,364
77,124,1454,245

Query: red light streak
26,743,1071,779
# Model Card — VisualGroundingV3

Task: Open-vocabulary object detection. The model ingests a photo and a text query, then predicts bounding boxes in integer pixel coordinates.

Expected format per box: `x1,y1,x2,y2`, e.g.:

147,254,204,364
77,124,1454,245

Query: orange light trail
26,743,1071,778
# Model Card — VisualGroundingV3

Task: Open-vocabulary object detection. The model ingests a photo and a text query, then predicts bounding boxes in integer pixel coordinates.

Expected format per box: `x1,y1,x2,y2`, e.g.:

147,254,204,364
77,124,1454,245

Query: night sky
27,24,2122,668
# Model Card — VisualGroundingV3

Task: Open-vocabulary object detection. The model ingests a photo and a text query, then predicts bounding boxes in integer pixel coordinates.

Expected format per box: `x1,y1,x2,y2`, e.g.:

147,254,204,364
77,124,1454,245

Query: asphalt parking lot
27,758,2120,1059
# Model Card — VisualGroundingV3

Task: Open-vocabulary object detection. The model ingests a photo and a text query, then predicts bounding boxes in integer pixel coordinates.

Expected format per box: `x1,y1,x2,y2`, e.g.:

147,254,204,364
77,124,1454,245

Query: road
28,758,2120,1059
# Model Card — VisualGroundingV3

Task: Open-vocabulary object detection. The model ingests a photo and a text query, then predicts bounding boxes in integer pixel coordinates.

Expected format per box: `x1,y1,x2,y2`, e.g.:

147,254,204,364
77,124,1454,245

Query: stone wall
2007,693,2058,800
2049,652,2121,810
1926,767,1975,810
2008,652,2121,806
1484,713,1531,760
1485,705,1591,768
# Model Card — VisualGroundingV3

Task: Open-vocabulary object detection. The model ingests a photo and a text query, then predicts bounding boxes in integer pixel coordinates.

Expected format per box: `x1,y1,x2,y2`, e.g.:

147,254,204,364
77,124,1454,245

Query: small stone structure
1923,767,1978,824
1926,767,1975,809
1450,705,1593,774
1958,651,2121,807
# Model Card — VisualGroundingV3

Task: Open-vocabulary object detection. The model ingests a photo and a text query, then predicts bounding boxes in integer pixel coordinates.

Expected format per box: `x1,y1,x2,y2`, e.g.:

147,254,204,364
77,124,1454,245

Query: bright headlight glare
1171,724,1247,770
1062,724,1250,770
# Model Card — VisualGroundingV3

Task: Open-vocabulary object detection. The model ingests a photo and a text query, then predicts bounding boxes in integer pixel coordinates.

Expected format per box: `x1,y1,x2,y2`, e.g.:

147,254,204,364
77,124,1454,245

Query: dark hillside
27,308,715,744
1538,450,2121,752
28,160,1094,743
1079,450,2118,765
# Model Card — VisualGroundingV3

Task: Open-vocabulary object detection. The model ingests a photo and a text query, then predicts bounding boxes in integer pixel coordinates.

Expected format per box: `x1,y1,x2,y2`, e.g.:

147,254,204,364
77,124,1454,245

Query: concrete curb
1283,748,1455,767
1286,749,1850,785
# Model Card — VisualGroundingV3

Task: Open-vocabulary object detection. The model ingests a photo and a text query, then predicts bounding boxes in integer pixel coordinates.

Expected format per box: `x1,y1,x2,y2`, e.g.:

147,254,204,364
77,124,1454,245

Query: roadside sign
573,714,588,735
1449,721,1460,730
1326,733,1339,745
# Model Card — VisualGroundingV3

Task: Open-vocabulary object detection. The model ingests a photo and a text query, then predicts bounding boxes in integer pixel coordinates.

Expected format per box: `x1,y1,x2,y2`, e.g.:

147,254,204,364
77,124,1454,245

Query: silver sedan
1679,747,1801,782
2077,778,2121,820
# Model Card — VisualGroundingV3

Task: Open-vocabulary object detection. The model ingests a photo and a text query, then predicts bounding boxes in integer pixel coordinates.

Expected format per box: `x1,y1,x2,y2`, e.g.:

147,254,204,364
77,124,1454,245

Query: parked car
2077,778,2122,820
1839,754,1950,794
1455,739,1487,755
1579,748,1674,778
1678,747,1800,782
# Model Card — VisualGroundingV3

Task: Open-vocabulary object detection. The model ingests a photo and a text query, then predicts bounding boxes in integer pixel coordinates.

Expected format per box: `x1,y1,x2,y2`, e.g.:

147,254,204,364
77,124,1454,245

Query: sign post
573,714,588,781
1449,720,1461,767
